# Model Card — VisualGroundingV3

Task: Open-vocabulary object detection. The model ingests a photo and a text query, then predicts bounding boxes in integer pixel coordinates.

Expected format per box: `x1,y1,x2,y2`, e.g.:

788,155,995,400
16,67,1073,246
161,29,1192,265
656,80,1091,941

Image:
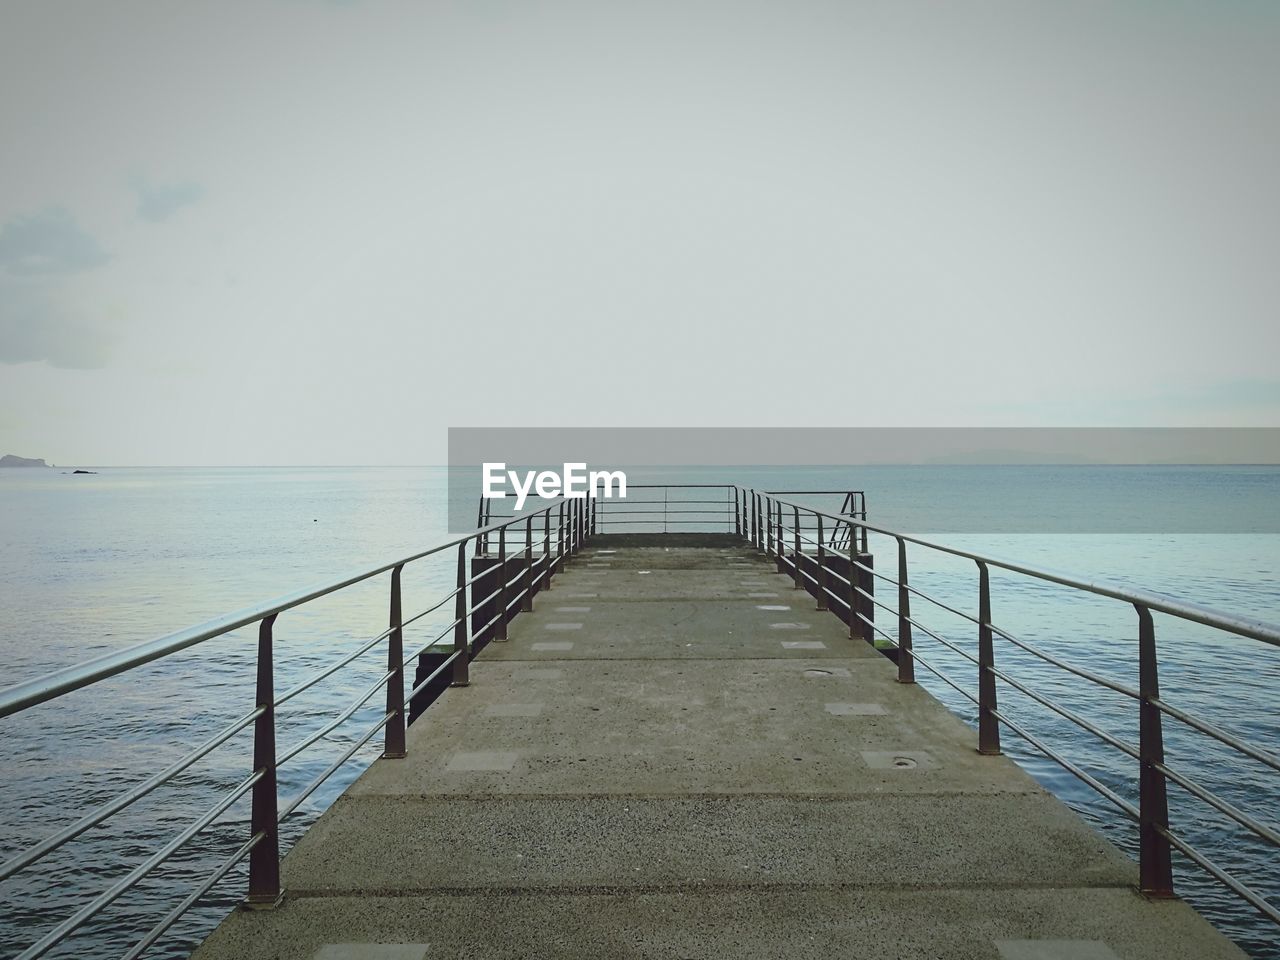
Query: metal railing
3,481,1276,957
478,484,743,546
479,486,867,545
740,487,1280,934
0,495,597,960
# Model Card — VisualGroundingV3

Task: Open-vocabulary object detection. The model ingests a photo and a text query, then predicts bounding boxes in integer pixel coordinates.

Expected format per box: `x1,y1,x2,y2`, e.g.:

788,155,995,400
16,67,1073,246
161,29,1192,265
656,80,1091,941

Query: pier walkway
193,535,1244,960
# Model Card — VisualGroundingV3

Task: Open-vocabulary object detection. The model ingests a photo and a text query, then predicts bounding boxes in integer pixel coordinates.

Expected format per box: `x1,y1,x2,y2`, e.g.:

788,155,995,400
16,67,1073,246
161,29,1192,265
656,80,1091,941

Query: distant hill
0,454,50,468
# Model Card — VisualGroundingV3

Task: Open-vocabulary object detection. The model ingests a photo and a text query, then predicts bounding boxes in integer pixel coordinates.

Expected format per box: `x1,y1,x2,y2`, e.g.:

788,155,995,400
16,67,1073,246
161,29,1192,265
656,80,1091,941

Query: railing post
896,538,915,681
756,493,764,550
247,613,282,907
557,502,566,571
591,496,598,536
976,561,1001,755
543,509,552,589
383,566,406,757
496,527,508,642
1137,604,1175,897
846,537,857,640
815,515,828,611
567,501,575,558
791,505,802,589
735,489,743,538
765,498,773,556
775,502,784,573
522,516,534,612
452,544,470,687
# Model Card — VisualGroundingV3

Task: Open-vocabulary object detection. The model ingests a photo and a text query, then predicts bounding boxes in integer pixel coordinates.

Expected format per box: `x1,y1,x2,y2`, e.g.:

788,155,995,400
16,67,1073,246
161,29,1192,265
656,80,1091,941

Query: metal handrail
749,486,1279,933
0,491,596,960
5,480,1277,957
762,492,1280,648
0,504,570,718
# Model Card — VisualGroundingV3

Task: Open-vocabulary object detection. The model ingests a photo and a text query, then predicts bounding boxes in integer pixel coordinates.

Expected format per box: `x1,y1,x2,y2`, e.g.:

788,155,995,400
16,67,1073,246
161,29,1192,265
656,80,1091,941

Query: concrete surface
192,537,1247,960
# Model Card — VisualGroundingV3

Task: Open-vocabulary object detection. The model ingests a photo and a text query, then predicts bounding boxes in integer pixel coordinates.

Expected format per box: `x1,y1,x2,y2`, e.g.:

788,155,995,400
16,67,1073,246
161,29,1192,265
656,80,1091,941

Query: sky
1,0,1278,465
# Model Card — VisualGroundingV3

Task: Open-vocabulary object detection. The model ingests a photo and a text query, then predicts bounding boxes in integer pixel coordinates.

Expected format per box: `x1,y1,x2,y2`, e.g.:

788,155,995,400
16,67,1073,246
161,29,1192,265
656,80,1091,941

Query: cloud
131,175,204,222
0,208,114,368
0,280,114,369
0,207,108,276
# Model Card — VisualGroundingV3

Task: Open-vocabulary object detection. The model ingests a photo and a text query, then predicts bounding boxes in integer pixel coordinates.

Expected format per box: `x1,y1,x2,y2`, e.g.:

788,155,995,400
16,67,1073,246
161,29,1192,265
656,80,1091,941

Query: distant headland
0,454,50,468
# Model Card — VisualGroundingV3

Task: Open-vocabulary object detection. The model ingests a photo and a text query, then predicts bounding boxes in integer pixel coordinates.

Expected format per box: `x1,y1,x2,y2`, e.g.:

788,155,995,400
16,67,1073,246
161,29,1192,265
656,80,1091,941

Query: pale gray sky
1,0,1278,465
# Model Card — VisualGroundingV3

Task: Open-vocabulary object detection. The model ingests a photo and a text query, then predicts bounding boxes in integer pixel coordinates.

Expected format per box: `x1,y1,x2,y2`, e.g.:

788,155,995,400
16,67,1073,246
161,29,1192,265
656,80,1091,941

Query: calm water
1,466,1277,958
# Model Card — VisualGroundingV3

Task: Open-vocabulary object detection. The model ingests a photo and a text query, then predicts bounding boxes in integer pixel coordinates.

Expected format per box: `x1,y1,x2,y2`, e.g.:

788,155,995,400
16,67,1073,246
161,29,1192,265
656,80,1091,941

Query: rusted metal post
522,516,534,612
775,502,785,574
567,500,575,557
383,565,406,757
846,537,857,640
791,505,802,588
896,538,915,681
495,527,508,641
247,614,282,907
452,544,470,687
543,509,552,589
557,502,566,572
734,488,742,537
765,498,773,556
976,561,1000,755
1137,604,1175,897
815,515,828,611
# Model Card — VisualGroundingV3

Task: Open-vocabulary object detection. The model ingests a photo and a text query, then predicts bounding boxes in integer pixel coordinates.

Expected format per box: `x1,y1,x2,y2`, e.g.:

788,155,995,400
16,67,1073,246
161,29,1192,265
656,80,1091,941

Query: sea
1,465,1277,959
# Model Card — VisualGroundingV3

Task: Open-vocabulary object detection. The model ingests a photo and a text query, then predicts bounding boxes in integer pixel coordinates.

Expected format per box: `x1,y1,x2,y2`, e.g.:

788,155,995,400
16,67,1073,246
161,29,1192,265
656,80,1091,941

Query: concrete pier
193,535,1246,960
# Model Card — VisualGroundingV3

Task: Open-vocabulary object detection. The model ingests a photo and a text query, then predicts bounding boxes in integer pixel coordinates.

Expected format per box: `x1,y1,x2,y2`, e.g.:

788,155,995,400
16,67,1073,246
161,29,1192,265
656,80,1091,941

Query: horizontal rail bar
1157,824,1280,925
278,711,395,821
595,520,736,526
766,489,865,495
17,768,263,959
0,500,577,716
992,705,1140,822
902,614,981,667
277,666,395,766
987,663,1140,762
901,646,981,706
760,492,1280,648
274,632,388,708
120,831,265,960
987,622,1140,700
1153,697,1280,773
404,618,463,664
1156,761,1280,847
0,705,263,882
901,582,981,625
405,649,462,701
